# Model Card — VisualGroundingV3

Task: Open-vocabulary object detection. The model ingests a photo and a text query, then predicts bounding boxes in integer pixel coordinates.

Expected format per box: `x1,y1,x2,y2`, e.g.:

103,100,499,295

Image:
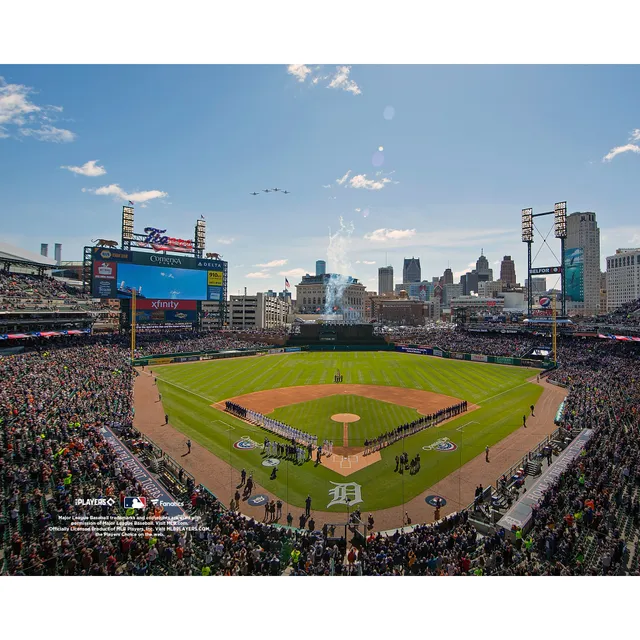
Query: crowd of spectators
386,325,543,357
0,271,90,311
132,331,273,356
580,297,640,328
1,326,639,576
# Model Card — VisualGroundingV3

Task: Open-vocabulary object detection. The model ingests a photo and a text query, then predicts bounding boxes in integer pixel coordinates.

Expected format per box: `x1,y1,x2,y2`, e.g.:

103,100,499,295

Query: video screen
116,262,207,300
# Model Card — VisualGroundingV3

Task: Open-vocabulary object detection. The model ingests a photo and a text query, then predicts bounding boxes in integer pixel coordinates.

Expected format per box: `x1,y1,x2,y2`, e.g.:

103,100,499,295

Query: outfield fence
394,344,553,369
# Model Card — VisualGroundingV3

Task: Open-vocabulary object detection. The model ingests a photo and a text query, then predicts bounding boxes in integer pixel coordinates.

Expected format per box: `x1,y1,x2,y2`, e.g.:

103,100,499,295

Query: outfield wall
132,347,271,366
394,345,553,369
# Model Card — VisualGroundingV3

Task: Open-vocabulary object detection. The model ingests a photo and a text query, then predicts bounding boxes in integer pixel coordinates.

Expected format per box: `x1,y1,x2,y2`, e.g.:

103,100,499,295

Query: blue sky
1,64,640,295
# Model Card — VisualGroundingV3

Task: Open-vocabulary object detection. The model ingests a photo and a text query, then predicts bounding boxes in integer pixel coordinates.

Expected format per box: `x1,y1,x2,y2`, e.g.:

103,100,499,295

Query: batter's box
340,456,352,469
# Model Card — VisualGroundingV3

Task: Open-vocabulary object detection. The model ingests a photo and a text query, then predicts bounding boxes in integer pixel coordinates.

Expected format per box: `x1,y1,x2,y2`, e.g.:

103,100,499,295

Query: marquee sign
530,266,562,275
134,227,195,253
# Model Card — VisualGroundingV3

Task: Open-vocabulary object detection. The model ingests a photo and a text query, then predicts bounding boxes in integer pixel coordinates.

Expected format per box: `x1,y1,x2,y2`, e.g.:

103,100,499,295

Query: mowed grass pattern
153,352,543,512
270,395,423,447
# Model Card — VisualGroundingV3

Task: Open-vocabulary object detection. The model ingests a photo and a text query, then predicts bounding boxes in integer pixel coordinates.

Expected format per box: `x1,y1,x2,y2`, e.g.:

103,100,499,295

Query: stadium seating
1,329,639,575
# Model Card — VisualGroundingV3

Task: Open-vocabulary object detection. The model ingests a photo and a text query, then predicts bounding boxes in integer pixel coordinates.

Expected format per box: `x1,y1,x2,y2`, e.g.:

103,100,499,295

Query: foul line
155,376,217,405
456,421,479,432
477,381,530,405
212,419,235,432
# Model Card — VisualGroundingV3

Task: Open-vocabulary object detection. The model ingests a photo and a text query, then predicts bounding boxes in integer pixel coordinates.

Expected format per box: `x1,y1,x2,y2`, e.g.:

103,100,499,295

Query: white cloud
355,208,361,212
603,143,640,162
255,259,288,268
322,184,332,189
279,268,307,278
327,66,362,95
0,76,76,142
245,271,270,279
362,260,376,265
603,128,640,162
336,170,351,186
61,160,106,177
20,125,75,143
287,65,361,96
85,183,168,203
287,64,312,83
349,174,391,190
364,228,417,242
218,237,235,245
0,76,40,126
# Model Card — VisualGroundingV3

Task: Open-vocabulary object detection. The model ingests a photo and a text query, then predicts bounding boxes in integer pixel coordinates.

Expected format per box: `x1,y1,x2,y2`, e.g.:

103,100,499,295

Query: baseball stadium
1,200,639,579
2,58,640,586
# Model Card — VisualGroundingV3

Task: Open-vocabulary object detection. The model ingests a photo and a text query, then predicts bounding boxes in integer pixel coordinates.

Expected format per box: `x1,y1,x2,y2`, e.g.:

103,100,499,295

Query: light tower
521,201,567,316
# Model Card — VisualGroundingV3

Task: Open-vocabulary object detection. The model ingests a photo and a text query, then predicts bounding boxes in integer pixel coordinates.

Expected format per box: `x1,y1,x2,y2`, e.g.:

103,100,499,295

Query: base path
134,371,565,532
222,384,467,415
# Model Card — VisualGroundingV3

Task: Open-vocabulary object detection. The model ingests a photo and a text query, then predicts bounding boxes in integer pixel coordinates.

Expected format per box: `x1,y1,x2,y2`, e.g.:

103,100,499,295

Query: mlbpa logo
422,437,458,452
539,296,551,308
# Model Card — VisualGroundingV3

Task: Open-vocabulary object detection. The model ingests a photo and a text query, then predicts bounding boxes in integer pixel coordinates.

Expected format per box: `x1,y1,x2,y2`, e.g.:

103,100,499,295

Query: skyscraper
500,256,516,287
315,260,326,276
54,243,62,265
378,265,394,295
40,243,48,258
606,248,639,311
442,268,454,285
475,250,493,281
565,212,600,315
403,257,421,283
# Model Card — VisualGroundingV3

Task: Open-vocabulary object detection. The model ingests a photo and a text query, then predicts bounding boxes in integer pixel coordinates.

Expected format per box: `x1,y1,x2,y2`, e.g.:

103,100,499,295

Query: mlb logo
124,496,147,509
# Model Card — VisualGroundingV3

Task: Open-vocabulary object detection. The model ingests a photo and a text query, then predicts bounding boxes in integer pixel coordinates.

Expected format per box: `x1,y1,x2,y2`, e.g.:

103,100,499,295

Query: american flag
285,278,290,288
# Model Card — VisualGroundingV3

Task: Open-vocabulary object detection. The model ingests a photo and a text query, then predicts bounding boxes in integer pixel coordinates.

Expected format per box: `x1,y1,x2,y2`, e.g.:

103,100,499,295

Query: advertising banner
284,347,302,352
433,349,443,357
207,285,224,301
451,352,465,360
564,247,584,303
207,271,224,286
495,356,515,365
396,346,431,355
92,247,132,262
135,299,197,311
470,353,488,362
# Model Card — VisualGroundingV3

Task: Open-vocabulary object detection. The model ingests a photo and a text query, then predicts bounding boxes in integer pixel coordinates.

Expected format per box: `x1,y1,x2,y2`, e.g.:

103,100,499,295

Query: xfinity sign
151,300,180,310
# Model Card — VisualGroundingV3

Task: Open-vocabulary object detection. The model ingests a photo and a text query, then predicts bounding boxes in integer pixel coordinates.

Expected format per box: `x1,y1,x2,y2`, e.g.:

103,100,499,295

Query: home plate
322,450,381,477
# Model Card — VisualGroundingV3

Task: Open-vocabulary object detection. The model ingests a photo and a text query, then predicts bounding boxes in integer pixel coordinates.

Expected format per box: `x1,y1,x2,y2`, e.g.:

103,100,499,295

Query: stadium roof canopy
0,241,58,269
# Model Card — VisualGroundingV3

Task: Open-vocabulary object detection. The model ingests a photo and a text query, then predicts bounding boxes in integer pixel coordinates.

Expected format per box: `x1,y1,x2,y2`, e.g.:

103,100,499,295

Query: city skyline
2,65,640,296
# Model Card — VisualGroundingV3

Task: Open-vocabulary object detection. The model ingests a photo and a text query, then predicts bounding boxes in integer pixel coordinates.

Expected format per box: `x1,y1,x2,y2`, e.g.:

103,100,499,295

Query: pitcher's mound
331,413,360,423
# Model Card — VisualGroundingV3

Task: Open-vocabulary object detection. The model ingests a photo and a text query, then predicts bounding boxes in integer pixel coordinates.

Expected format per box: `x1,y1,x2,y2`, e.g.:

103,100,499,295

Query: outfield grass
153,352,543,513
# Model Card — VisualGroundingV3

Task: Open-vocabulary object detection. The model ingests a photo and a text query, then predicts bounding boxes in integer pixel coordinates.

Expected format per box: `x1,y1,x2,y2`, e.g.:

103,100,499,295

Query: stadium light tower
554,202,567,316
521,208,534,316
521,202,567,317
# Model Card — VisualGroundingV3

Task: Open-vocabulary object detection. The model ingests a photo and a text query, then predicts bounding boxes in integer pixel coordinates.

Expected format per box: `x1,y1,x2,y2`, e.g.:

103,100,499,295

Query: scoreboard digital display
91,248,225,302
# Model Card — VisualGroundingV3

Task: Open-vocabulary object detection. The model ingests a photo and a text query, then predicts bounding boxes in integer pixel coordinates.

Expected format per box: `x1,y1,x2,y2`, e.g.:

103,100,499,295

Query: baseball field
149,351,543,514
